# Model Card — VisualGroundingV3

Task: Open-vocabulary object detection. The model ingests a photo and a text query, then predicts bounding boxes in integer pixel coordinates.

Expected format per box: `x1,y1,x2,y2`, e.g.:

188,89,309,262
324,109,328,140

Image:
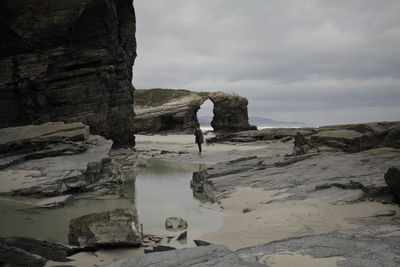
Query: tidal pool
0,160,222,244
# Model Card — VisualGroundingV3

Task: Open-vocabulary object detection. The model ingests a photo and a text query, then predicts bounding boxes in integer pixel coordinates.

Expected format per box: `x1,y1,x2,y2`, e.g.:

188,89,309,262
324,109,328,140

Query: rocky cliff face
134,89,256,134
0,0,136,146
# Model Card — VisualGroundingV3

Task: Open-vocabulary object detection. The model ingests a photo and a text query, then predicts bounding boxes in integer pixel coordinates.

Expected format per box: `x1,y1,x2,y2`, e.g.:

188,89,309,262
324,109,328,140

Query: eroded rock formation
0,122,122,196
134,89,256,133
0,0,136,146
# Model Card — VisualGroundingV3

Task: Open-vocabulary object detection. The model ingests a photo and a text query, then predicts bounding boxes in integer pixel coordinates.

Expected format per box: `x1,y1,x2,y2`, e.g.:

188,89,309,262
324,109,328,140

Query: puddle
0,160,223,245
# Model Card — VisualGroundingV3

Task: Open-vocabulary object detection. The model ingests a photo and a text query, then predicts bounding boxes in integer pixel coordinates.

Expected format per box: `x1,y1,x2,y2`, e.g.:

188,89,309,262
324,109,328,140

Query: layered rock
104,245,264,267
191,147,400,203
293,121,400,155
209,92,257,133
68,208,142,249
237,225,400,267
134,89,255,133
0,0,136,145
0,122,122,196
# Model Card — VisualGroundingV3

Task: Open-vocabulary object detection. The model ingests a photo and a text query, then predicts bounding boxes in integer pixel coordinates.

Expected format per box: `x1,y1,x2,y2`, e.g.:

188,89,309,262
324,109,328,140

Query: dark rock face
104,245,264,267
0,242,46,267
68,208,142,249
0,0,136,146
293,121,400,155
385,166,400,202
209,93,257,133
134,89,256,134
0,237,73,262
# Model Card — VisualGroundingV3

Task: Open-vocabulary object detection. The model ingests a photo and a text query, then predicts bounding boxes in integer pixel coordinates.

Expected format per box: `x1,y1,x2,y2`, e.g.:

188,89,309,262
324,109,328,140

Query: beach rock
207,128,315,143
104,245,264,267
144,245,176,254
0,237,72,262
191,147,400,203
68,209,142,249
384,166,400,202
209,92,257,133
134,89,255,134
0,133,122,196
293,121,400,155
0,243,46,267
237,225,400,267
165,217,188,231
177,231,187,241
0,0,136,146
194,240,212,247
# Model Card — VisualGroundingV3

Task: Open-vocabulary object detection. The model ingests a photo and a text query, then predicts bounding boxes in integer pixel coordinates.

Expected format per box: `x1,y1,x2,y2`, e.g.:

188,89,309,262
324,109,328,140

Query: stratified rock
0,237,72,262
384,166,400,202
165,217,188,231
293,121,400,155
207,128,315,143
104,245,264,267
209,92,257,133
0,243,46,267
0,133,122,196
237,225,400,267
134,90,207,134
68,209,141,249
191,148,400,203
0,0,136,146
134,89,256,134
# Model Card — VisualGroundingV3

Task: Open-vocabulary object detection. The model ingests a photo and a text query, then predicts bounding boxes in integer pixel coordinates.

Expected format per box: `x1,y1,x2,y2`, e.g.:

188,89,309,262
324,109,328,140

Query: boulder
68,209,142,249
384,166,400,202
0,0,136,146
165,217,188,231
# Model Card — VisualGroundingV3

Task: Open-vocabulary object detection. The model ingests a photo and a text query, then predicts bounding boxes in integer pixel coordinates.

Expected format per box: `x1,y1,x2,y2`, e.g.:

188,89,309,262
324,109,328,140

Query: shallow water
0,160,223,244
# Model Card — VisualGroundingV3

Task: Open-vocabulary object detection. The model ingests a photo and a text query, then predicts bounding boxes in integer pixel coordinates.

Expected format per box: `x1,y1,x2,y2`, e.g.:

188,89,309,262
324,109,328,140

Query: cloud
133,0,400,125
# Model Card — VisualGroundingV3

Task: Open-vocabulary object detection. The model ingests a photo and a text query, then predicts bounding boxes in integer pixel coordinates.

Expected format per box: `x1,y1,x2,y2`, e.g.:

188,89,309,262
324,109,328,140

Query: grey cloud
134,0,400,124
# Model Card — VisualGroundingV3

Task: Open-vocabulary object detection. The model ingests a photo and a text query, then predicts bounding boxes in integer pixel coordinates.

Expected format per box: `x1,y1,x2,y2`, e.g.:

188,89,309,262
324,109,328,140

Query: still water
0,160,222,244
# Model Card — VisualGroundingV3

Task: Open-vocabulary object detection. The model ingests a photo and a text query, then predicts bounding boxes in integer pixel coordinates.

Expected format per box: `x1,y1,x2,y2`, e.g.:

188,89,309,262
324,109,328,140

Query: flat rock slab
237,225,400,267
192,148,400,202
104,245,264,267
0,122,89,153
68,209,142,249
0,135,120,196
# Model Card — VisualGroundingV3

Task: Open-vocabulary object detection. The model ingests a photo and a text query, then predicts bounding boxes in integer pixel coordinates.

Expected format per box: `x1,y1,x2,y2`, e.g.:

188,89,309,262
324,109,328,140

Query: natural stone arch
134,89,256,134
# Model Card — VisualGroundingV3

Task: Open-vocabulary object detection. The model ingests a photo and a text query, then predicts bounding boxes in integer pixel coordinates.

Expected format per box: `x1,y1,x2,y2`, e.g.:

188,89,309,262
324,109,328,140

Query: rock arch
133,89,256,134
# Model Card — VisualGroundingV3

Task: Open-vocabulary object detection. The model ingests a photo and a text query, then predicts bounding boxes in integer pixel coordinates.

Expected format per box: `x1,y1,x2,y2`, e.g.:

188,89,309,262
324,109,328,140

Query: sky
133,0,400,126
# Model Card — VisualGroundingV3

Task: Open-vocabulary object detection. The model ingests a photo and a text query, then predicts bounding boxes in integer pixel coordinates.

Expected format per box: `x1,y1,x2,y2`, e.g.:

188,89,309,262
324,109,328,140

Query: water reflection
0,160,222,244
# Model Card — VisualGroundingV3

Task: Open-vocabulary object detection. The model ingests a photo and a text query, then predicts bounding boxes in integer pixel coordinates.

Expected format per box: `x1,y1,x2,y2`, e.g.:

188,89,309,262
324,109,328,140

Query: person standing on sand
194,127,204,153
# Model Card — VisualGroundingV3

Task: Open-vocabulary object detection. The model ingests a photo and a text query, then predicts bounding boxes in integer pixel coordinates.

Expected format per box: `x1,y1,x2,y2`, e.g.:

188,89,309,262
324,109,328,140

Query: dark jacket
194,129,204,144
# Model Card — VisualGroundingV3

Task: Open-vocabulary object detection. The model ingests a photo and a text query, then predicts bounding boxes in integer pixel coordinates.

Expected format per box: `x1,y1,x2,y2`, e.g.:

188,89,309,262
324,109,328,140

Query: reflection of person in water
194,127,204,153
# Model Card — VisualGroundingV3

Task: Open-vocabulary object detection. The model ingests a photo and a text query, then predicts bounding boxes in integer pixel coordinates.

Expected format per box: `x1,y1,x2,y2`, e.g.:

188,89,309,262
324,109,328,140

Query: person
194,127,204,153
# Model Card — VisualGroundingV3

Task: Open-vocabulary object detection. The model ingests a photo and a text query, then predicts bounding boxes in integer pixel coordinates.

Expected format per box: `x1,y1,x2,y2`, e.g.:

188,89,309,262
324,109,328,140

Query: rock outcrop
293,121,400,155
104,244,264,267
134,89,256,133
0,122,122,196
237,225,400,267
68,208,142,249
0,0,136,146
191,147,400,203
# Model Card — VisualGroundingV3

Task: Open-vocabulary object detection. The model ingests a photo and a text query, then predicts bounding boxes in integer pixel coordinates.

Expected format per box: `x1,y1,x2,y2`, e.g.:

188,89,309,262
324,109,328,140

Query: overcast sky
133,0,400,125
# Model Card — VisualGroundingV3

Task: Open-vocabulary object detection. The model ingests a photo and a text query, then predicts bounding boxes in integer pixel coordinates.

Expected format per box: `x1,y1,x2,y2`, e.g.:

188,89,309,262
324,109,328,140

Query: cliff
0,0,136,146
134,89,256,134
